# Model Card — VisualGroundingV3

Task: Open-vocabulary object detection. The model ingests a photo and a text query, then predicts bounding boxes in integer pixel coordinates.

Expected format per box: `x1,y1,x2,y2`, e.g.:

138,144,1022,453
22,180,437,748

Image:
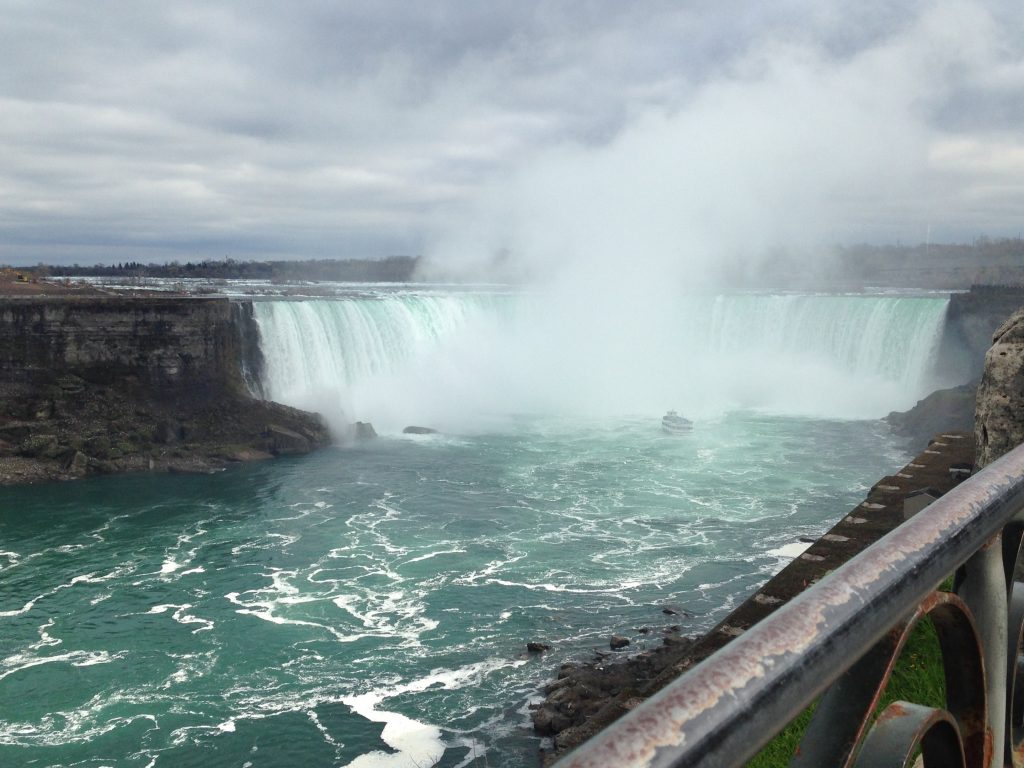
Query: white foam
766,541,812,559
225,585,366,644
145,603,214,633
341,658,526,768
403,549,466,564
0,567,129,617
0,649,121,682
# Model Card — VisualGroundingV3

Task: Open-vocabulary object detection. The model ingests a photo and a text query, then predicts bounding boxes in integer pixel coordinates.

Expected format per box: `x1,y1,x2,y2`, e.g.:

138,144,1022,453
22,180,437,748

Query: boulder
532,707,573,736
527,641,551,653
609,635,630,650
354,421,377,439
265,424,312,456
976,307,1024,467
61,450,89,477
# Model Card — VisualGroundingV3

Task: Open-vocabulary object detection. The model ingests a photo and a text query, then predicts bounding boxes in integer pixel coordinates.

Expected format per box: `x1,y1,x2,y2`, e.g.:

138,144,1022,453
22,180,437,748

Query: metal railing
553,441,1024,768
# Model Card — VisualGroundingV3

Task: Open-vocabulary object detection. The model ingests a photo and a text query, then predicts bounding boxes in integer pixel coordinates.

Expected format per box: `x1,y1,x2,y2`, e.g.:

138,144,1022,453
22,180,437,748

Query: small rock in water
661,606,679,616
527,641,551,653
402,426,438,434
354,421,377,439
609,635,630,650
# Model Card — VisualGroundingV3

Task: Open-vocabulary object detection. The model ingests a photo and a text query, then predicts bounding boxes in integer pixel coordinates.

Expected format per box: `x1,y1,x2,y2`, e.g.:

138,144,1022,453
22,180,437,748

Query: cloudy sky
1,0,1022,267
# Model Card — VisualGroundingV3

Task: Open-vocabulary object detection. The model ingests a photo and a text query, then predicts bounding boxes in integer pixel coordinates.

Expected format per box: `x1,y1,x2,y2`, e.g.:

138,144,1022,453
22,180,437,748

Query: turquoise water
0,414,908,767
0,289,947,766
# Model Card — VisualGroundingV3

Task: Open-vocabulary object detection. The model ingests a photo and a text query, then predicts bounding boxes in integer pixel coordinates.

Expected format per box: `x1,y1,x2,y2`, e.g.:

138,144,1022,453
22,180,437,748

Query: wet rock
532,707,573,736
265,424,312,455
527,642,551,653
223,447,275,462
61,450,89,477
354,421,377,439
403,425,438,434
609,635,630,650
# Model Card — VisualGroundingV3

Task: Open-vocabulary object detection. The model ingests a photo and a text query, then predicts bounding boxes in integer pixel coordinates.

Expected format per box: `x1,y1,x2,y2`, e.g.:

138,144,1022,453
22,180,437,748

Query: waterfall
253,291,950,430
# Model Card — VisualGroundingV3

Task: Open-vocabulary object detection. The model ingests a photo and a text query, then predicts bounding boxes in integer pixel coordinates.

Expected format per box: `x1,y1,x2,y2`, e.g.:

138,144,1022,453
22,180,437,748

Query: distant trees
45,256,420,282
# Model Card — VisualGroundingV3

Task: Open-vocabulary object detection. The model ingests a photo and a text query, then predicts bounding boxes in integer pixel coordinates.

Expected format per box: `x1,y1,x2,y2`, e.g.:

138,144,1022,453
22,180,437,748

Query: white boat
661,410,693,434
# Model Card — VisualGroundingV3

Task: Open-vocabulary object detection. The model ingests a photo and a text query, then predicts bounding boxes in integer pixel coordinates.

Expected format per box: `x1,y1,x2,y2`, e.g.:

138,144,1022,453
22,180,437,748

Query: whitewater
0,286,950,767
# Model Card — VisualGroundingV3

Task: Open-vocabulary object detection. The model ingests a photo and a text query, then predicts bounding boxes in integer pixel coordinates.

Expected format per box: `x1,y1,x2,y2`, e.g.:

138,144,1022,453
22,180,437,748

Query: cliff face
937,286,1024,384
0,296,326,485
0,297,252,392
975,306,1024,467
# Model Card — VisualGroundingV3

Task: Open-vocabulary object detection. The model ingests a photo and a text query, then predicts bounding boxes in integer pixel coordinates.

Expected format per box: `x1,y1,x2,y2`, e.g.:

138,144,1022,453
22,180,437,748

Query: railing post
956,537,1006,768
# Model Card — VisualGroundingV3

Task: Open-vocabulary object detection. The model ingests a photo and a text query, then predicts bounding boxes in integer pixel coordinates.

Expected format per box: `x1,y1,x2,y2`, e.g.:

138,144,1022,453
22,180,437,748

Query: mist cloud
423,1,1023,287
0,1,1020,264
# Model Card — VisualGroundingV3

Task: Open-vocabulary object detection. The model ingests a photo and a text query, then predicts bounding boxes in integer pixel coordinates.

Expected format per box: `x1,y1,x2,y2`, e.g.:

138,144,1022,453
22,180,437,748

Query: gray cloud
0,0,1020,264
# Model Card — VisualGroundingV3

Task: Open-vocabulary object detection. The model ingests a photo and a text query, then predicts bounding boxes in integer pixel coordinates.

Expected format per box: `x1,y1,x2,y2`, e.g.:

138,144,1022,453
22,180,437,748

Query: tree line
43,256,420,282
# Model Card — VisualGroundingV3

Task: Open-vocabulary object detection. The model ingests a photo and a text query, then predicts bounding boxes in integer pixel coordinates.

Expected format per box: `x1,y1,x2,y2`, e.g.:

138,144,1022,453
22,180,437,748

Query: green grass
745,615,946,767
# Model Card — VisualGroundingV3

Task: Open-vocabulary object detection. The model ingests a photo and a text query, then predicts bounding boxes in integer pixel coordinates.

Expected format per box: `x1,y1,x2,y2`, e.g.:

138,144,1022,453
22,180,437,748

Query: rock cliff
938,285,1024,383
0,296,327,484
975,306,1024,467
885,381,977,451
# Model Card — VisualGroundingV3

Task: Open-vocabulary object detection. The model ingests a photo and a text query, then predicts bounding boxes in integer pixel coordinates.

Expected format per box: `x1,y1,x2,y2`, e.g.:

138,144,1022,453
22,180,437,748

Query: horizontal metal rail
553,441,1024,768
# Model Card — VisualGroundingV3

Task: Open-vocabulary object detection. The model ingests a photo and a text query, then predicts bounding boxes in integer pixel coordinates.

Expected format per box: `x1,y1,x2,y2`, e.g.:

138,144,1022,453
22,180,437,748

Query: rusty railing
554,442,1024,768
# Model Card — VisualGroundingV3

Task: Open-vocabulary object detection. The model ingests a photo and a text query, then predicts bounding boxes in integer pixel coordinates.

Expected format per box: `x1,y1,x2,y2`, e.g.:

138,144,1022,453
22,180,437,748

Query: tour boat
661,410,693,434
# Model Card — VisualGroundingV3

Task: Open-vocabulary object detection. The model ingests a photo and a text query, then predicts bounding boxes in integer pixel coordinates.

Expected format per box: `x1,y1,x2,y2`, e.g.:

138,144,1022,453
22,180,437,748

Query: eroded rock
354,421,377,439
976,307,1024,467
265,424,312,455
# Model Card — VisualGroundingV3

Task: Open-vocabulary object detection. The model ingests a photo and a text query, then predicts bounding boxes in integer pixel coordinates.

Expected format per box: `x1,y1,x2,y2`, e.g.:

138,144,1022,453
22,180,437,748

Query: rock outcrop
886,381,977,451
975,306,1024,467
938,285,1024,382
530,630,693,742
0,296,328,485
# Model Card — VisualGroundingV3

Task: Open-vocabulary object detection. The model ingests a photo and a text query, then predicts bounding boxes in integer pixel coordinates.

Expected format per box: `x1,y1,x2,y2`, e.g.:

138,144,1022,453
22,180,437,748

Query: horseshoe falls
1,288,950,768
254,291,949,432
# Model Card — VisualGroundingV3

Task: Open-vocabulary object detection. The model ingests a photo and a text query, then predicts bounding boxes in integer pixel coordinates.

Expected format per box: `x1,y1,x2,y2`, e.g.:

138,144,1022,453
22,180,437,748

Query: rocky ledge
885,380,977,450
0,295,329,485
530,627,693,750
